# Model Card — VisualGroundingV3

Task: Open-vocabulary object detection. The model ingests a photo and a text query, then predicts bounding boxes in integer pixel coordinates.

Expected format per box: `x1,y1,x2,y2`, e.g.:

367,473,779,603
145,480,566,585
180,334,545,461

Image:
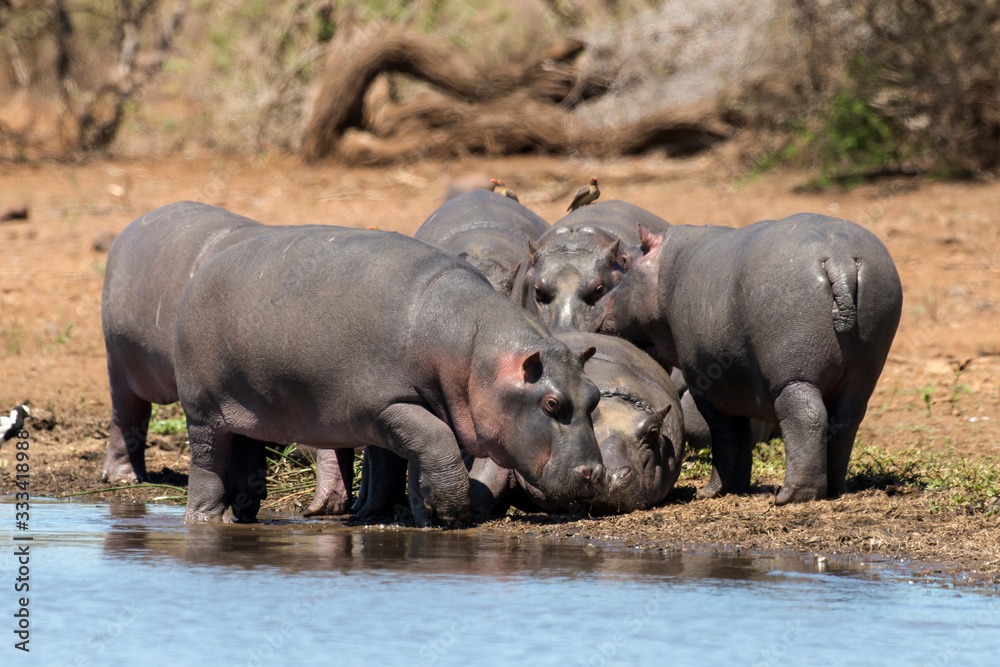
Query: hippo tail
824,257,859,334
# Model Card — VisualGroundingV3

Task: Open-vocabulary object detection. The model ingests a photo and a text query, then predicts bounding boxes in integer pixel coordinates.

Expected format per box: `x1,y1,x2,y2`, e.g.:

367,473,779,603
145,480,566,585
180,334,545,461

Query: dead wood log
301,22,732,164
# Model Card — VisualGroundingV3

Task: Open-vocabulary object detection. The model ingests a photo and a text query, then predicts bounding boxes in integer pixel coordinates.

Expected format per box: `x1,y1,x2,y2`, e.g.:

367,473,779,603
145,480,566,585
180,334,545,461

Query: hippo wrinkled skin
174,226,605,526
469,331,684,516
414,190,549,294
597,213,902,505
518,201,668,332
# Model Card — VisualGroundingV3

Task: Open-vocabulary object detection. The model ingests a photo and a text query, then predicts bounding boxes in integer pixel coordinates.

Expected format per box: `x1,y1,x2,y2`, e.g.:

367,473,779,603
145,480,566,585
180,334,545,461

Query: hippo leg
102,374,151,483
227,436,269,523
774,382,829,505
824,393,868,498
303,448,356,517
694,398,753,499
680,390,713,452
377,403,471,528
353,446,408,519
184,425,233,523
468,456,516,519
407,460,431,527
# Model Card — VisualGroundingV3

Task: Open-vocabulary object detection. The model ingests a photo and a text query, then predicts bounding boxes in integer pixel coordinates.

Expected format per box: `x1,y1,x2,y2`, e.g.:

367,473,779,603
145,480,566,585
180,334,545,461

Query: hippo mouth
514,459,604,511
586,447,660,515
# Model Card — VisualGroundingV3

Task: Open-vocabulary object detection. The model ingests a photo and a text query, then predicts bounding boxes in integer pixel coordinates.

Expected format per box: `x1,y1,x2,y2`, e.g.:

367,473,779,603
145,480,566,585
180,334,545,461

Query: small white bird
2,405,30,442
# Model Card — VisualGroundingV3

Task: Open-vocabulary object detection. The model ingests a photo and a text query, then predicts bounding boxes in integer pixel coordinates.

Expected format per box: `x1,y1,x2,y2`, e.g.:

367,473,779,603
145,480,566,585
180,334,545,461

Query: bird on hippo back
567,177,600,212
595,212,903,505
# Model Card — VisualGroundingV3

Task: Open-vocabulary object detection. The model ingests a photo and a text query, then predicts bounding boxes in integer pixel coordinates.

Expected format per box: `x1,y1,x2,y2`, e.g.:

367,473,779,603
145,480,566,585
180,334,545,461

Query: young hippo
174,226,606,526
597,213,902,505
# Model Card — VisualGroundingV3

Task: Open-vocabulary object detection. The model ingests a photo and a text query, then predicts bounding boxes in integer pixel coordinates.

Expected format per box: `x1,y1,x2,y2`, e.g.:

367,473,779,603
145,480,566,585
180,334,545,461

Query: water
3,499,999,666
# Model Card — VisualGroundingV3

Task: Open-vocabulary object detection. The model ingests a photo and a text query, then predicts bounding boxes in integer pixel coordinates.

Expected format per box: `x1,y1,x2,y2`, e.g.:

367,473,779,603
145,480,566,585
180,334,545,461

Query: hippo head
522,226,626,333
588,394,677,513
593,224,664,350
470,340,606,506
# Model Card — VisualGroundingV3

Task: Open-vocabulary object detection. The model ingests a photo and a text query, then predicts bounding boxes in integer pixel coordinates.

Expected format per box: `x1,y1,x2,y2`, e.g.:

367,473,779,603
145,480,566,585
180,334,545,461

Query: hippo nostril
575,463,604,485
610,466,634,490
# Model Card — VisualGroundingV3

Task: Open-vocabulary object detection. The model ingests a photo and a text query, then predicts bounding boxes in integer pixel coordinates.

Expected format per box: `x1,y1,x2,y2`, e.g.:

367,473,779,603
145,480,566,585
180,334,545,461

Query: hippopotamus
596,213,902,505
173,226,605,526
469,331,684,515
413,190,549,294
100,202,356,515
516,201,669,332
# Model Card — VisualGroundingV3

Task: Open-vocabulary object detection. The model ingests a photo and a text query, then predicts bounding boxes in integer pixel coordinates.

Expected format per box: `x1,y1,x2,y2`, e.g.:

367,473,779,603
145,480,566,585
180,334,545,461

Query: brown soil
1,152,998,586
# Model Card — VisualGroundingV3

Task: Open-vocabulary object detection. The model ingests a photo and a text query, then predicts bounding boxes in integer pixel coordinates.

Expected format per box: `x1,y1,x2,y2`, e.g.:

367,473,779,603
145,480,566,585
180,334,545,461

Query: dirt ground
1,151,998,586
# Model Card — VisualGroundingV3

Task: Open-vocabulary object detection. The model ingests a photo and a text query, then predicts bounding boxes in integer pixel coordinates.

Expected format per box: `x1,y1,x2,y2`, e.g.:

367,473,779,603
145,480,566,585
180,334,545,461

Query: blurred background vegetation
1,0,998,186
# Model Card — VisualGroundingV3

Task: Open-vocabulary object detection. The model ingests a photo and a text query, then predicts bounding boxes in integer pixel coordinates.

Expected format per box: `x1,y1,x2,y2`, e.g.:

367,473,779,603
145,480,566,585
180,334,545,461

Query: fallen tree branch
301,22,731,164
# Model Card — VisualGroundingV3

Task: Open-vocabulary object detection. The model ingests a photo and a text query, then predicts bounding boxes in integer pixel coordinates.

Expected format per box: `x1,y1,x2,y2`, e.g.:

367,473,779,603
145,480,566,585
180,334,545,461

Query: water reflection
96,503,861,582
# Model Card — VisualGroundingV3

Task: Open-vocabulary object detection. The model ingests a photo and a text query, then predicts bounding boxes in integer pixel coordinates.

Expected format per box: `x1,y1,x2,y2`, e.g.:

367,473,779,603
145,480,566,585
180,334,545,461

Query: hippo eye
543,395,561,416
585,283,606,305
621,253,630,271
535,285,553,305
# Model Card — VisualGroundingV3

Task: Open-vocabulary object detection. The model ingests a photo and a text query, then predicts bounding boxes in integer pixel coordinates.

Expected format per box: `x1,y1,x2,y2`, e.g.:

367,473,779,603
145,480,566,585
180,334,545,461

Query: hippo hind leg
184,424,233,523
694,398,753,499
227,435,270,523
353,446,408,520
102,374,151,484
824,392,869,499
774,382,828,505
304,448,357,517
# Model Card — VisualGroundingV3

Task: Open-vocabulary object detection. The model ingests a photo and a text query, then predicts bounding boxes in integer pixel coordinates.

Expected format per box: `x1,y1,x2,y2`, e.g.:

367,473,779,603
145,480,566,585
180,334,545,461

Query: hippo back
414,190,549,292
101,201,270,403
549,200,669,242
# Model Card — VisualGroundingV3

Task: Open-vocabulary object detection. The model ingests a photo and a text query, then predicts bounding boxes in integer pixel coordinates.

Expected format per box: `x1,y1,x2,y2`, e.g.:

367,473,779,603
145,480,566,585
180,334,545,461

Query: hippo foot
183,508,227,524
302,494,352,518
695,480,724,500
99,459,148,485
775,482,826,506
695,468,729,500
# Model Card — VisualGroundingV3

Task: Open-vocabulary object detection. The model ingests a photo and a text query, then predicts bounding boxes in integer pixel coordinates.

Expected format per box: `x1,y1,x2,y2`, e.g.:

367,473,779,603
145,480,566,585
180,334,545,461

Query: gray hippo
596,213,902,505
469,331,684,516
100,202,356,515
173,226,605,526
414,190,549,294
517,201,669,332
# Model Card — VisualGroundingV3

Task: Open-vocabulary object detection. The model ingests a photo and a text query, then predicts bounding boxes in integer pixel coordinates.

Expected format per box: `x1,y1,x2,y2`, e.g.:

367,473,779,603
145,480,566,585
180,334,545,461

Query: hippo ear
527,237,539,265
637,224,662,257
499,261,521,297
655,404,672,422
522,350,543,383
608,238,621,262
578,345,597,365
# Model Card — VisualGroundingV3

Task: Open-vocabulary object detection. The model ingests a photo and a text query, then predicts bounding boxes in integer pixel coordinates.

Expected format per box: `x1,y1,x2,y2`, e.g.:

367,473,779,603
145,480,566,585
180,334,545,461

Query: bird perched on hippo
596,213,902,505
567,177,600,211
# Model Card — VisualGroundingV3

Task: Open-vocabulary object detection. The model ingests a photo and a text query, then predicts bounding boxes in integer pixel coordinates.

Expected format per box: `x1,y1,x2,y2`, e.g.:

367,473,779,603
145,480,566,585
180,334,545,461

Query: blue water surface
1,499,998,666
